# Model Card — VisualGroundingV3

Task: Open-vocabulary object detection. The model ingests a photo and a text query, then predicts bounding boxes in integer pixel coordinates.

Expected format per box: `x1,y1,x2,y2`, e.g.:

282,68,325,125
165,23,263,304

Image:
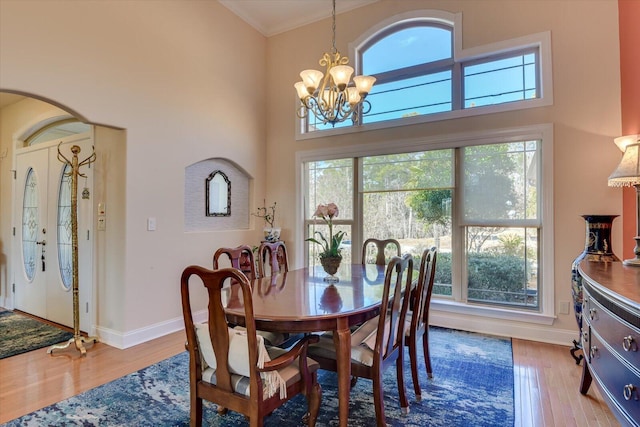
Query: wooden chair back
374,253,413,366
410,247,437,339
362,238,401,266
181,265,321,426
213,245,256,280
307,253,413,425
257,241,289,279
405,246,437,398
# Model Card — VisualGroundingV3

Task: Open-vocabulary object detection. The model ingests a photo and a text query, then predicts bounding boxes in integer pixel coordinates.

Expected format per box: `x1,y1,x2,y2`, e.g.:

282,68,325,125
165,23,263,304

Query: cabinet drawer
590,329,640,424
585,288,640,370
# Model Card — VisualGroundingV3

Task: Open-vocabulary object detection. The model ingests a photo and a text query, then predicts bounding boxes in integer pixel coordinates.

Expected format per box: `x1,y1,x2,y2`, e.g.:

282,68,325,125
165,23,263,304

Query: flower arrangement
306,203,346,259
253,200,276,228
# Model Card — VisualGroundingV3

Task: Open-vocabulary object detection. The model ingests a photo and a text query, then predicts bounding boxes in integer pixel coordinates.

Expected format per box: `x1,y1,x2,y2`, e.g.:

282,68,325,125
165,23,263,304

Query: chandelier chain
331,0,337,54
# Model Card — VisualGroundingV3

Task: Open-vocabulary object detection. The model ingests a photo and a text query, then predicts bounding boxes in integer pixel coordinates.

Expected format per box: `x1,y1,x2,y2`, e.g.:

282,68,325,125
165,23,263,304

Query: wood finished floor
0,331,619,426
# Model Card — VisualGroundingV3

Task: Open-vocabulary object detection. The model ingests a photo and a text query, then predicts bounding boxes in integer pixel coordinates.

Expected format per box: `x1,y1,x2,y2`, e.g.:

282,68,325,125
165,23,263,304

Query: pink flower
314,203,339,220
314,204,329,218
326,203,339,219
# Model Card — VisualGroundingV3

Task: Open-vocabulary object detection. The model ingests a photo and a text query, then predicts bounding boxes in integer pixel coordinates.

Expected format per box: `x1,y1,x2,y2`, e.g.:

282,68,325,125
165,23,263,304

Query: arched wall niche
184,157,252,232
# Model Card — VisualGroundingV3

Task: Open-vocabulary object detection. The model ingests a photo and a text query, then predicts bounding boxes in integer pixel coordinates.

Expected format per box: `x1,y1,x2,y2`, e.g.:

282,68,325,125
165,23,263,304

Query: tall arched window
361,23,454,123
299,12,550,137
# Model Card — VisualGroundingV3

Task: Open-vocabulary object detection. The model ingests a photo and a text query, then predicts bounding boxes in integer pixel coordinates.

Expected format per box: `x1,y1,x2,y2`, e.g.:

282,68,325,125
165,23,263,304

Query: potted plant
306,203,346,282
253,200,280,242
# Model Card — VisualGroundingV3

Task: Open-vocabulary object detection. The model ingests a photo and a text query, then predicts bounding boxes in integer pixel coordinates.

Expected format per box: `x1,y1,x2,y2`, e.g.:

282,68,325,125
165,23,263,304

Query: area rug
3,327,514,426
0,309,73,359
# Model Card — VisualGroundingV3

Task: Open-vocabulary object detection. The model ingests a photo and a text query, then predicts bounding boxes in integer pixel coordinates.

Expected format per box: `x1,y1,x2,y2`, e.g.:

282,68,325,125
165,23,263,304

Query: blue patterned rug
3,327,514,426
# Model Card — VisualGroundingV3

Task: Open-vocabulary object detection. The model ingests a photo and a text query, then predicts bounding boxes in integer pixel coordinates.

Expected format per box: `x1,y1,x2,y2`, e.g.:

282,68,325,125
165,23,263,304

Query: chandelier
294,0,376,127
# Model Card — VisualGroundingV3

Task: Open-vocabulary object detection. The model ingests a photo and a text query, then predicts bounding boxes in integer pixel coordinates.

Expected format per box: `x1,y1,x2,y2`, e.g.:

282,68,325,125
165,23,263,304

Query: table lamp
608,135,640,265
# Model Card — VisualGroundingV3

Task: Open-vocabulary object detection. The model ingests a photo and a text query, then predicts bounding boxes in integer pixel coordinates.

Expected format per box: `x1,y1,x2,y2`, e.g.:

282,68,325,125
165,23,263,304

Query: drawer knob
589,308,598,321
623,384,637,401
590,345,598,359
623,335,637,352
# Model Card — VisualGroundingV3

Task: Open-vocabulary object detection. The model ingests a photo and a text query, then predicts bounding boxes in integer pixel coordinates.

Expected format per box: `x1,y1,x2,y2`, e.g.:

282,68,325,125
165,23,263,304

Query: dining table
223,262,396,427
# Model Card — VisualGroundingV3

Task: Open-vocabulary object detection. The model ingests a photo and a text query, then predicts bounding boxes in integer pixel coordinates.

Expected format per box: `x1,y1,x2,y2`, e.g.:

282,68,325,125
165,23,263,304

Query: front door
13,134,94,332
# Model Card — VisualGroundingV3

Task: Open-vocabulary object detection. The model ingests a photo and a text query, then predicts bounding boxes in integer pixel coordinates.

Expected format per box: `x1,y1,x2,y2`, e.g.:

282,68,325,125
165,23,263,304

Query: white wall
0,0,268,346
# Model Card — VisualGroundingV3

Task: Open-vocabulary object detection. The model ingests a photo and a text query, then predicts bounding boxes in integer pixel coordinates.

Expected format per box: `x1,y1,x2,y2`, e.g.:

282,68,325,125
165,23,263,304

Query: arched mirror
206,170,231,216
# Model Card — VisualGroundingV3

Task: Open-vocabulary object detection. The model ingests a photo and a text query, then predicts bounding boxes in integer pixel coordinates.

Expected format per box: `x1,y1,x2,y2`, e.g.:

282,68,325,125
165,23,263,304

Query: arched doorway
1,93,95,333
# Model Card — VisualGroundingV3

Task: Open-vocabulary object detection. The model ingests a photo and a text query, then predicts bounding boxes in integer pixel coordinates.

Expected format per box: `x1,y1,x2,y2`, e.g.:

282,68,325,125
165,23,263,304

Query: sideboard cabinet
579,261,640,426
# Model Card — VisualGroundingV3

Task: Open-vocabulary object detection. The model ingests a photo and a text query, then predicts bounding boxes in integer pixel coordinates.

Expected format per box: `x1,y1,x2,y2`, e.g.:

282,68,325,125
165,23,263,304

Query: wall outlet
147,217,156,231
559,301,570,315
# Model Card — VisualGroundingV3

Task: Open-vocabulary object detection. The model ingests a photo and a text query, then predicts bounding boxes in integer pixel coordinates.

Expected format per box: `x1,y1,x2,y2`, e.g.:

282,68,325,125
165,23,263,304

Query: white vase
263,227,281,242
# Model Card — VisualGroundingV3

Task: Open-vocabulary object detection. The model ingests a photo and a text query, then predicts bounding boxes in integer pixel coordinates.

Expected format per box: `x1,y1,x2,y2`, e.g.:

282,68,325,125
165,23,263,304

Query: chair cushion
233,325,287,347
353,315,392,352
201,346,319,399
308,334,375,367
308,315,399,368
195,324,318,399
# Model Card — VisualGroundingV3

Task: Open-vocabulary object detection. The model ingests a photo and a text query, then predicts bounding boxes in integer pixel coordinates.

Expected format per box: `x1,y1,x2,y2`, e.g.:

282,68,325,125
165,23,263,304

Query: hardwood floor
0,332,618,426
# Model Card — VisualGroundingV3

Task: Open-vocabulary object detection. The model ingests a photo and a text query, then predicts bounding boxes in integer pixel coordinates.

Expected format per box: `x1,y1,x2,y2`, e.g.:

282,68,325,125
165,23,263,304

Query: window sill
431,298,556,326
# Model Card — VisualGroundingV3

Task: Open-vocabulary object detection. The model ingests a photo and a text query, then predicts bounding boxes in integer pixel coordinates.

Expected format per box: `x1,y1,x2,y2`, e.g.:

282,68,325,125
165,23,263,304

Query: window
26,119,90,146
57,164,72,290
301,125,553,320
22,168,39,281
298,11,551,138
305,159,354,266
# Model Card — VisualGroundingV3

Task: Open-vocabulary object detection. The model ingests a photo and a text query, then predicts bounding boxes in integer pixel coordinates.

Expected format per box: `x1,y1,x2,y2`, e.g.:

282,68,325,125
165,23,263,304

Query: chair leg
408,337,422,400
191,395,203,427
423,330,433,379
372,371,387,427
396,352,410,414
305,380,322,426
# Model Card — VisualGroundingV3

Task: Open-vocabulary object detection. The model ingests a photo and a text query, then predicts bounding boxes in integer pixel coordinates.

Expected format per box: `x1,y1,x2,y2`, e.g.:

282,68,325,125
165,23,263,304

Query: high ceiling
218,0,378,37
0,1,378,108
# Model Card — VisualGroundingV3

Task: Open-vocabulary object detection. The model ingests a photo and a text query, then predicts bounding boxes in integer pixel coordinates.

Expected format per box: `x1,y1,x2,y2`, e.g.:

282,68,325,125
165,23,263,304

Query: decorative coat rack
48,143,99,356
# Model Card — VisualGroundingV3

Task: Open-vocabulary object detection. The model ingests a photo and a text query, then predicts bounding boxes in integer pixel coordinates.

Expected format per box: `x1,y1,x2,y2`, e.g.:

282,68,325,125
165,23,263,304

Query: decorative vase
320,255,342,283
263,227,281,243
570,214,619,362
319,284,343,313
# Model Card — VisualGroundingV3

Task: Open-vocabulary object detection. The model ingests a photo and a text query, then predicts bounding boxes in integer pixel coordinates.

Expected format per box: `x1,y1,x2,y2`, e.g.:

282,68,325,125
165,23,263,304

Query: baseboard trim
430,310,578,346
96,308,577,349
95,310,208,349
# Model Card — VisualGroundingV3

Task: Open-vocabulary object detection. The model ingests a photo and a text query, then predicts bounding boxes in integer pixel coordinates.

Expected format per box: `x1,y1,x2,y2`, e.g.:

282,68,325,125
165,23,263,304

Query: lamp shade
353,75,376,95
614,134,639,152
300,69,324,93
608,142,640,187
329,65,354,91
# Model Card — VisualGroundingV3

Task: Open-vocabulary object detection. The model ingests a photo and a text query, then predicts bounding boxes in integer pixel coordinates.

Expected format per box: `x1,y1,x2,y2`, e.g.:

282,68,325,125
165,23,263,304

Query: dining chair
404,246,437,400
214,245,286,347
257,240,289,279
361,238,401,265
213,245,256,280
307,254,413,426
181,265,322,427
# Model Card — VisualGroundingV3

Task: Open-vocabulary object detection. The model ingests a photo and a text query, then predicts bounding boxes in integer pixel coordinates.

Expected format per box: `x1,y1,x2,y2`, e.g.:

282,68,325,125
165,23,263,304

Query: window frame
295,124,555,325
295,9,553,140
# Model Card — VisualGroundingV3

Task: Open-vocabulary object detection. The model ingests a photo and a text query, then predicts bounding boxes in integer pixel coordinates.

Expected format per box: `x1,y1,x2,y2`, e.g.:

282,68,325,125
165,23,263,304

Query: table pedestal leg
333,321,351,427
